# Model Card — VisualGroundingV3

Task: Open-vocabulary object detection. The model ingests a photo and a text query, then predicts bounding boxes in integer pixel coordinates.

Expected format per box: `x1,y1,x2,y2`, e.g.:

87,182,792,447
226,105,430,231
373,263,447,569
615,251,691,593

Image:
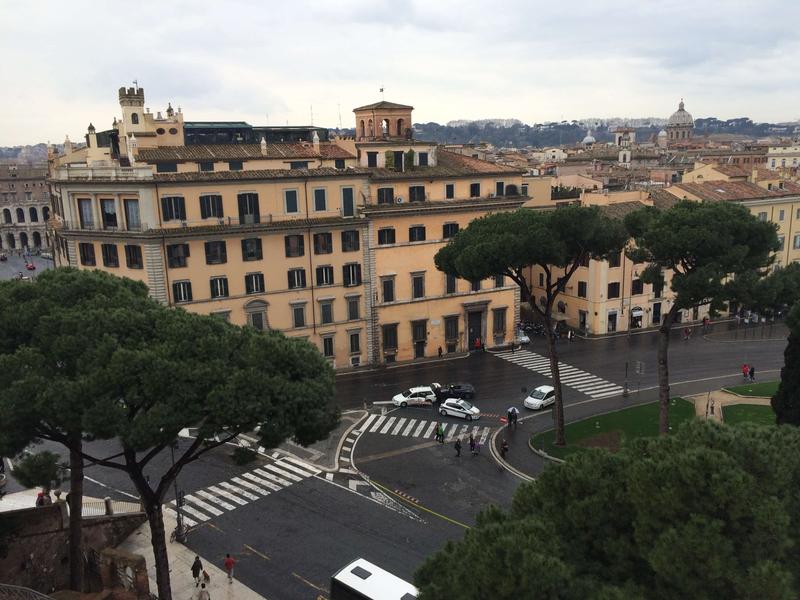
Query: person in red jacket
223,553,236,583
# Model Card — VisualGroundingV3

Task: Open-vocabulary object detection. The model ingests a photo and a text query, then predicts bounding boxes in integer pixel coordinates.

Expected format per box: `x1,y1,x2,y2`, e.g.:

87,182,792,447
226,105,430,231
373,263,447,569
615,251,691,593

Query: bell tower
119,85,146,134
353,101,414,142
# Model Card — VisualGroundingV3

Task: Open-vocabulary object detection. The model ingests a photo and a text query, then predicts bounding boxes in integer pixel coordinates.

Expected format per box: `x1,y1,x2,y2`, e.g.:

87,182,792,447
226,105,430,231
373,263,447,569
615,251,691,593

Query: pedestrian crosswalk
359,414,492,445
163,455,320,527
494,349,625,399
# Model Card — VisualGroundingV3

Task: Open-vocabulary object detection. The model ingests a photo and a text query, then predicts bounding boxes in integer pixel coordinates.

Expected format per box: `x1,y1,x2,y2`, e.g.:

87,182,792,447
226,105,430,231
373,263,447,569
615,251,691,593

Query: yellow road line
370,479,471,530
292,571,328,594
244,543,270,561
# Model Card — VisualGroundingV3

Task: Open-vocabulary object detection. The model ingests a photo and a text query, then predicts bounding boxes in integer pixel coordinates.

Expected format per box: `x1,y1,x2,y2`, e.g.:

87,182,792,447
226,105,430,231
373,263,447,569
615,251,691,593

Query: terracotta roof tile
369,150,524,180
598,201,648,220
711,164,749,177
671,180,798,201
154,166,371,183
648,188,680,210
137,142,354,162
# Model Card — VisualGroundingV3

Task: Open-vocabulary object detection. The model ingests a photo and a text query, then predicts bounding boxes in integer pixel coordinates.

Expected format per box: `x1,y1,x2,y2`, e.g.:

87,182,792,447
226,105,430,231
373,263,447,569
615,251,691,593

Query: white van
330,558,418,600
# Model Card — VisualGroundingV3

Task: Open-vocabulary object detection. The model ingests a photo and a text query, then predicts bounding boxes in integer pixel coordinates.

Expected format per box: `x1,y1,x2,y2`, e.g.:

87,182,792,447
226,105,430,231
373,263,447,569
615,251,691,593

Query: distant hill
0,143,50,164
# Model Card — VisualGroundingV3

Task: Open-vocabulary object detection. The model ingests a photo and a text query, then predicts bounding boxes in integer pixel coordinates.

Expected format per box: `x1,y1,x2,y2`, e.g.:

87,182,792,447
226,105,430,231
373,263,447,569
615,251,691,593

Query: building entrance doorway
652,302,662,326
579,310,588,332
607,311,618,333
412,319,427,359
467,310,483,349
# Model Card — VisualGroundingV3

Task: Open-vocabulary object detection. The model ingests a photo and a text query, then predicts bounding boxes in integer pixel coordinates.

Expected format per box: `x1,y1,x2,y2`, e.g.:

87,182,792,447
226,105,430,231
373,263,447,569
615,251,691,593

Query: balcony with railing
50,163,154,183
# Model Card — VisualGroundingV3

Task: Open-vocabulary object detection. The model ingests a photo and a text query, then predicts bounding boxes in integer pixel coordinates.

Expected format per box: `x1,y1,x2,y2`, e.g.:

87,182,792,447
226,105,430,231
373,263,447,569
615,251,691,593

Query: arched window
29,207,38,222
5,233,15,249
2,208,11,224
359,120,365,138
381,119,389,136
131,112,139,125
16,208,25,223
367,119,374,137
42,206,50,220
397,118,405,137
32,232,41,247
19,232,28,248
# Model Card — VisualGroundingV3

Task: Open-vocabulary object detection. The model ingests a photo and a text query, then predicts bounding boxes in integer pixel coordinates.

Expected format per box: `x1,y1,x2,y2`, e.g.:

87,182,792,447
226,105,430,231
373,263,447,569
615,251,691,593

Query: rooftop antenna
380,84,385,101
133,79,138,91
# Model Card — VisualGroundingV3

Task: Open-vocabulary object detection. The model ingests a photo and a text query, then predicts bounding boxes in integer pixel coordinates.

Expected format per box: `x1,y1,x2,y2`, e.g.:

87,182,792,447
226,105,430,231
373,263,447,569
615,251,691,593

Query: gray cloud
1,0,799,144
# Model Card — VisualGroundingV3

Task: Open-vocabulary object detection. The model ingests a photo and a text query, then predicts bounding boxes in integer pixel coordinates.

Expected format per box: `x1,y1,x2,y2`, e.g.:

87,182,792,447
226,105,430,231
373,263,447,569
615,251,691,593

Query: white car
439,399,481,421
515,330,530,345
392,386,437,407
524,385,555,410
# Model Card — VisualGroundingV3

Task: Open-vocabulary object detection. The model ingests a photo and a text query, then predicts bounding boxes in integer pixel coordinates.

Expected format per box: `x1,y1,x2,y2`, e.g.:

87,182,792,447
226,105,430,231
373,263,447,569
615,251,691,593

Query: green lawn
722,404,776,427
723,381,779,397
531,398,696,459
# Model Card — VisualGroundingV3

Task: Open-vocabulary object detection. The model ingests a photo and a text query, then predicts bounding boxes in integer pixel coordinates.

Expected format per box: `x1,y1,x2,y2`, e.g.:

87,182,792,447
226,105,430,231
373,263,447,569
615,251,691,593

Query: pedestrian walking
507,409,514,426
454,437,462,457
197,583,211,600
35,491,45,507
469,433,476,455
191,556,203,586
741,363,749,381
436,424,445,443
223,553,235,583
749,365,756,382
438,346,443,358
500,439,509,460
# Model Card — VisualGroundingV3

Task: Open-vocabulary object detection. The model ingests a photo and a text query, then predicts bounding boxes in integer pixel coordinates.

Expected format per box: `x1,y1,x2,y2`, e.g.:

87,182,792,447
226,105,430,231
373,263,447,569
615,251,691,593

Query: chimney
87,123,97,148
312,130,320,152
260,136,267,156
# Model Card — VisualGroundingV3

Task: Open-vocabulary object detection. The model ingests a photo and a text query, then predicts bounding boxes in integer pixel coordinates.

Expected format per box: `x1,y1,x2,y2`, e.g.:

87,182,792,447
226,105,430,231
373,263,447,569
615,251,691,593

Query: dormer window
418,152,429,167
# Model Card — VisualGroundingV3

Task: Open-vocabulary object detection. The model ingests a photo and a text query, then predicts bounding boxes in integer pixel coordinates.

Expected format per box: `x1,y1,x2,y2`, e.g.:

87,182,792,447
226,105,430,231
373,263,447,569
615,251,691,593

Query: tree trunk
546,321,567,446
68,441,84,591
657,306,680,435
145,503,173,600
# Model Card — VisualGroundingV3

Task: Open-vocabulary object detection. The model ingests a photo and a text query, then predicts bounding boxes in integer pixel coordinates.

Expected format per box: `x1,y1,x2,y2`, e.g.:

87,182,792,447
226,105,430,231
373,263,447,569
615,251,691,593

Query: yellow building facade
49,88,531,368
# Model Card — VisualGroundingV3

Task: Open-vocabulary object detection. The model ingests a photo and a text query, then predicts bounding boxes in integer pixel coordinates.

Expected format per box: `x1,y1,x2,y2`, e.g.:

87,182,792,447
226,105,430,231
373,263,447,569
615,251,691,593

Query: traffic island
530,398,695,460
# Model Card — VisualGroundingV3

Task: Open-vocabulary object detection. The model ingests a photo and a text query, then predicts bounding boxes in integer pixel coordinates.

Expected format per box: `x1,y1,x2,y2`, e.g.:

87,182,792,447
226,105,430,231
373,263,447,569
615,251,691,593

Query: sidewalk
118,510,267,600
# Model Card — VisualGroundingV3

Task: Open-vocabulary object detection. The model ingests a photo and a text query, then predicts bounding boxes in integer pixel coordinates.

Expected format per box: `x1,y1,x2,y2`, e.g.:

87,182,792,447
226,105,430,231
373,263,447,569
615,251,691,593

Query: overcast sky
2,0,798,145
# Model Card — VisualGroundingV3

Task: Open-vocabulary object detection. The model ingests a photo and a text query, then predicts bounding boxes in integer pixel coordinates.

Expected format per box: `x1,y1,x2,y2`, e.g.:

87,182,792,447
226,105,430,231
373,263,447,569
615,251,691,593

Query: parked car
439,399,481,421
515,330,531,345
432,382,475,400
392,386,438,407
524,385,556,410
40,252,53,260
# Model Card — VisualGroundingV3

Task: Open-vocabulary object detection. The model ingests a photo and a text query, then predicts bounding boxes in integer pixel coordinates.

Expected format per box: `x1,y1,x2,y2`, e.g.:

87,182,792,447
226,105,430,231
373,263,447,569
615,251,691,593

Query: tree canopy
625,200,779,434
435,205,628,446
0,268,338,599
772,302,800,425
416,420,800,600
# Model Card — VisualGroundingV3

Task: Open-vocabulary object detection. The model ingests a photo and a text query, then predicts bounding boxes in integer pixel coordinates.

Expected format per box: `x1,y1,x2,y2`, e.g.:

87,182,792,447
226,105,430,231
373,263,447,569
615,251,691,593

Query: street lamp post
170,440,186,543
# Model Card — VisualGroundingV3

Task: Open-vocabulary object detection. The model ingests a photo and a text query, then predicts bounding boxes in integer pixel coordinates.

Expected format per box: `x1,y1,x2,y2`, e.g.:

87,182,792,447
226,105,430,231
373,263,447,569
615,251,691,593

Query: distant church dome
582,130,596,145
668,100,694,127
657,129,667,138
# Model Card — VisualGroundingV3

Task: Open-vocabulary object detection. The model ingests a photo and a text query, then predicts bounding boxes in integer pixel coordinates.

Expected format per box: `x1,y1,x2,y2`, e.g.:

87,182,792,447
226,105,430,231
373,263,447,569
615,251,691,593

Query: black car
433,382,476,400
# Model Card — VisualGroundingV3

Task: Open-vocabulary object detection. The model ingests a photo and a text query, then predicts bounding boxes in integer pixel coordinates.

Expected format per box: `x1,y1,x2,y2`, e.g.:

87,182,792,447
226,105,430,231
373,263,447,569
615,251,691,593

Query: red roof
137,142,354,162
672,180,799,201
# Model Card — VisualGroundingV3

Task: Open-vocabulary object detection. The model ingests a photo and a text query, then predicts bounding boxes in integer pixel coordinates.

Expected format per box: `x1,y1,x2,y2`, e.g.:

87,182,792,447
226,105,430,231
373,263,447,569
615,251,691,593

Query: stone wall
0,501,146,594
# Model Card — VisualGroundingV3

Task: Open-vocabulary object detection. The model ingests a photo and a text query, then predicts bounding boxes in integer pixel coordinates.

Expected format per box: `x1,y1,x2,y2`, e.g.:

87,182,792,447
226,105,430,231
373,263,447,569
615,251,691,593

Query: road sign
635,361,645,375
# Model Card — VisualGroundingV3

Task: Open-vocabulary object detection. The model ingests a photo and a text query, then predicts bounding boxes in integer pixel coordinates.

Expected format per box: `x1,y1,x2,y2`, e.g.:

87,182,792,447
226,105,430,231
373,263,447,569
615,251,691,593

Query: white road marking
369,416,386,433
379,417,397,434
276,459,318,478
218,481,259,501
402,419,417,436
479,427,490,445
184,494,223,516
164,506,198,527
325,473,334,481
254,468,292,487
349,479,371,491
173,504,209,522
413,420,427,437
207,485,248,506
243,471,282,492
195,489,236,511
423,421,438,438
391,418,407,435
360,414,377,432
590,388,625,399
233,475,272,495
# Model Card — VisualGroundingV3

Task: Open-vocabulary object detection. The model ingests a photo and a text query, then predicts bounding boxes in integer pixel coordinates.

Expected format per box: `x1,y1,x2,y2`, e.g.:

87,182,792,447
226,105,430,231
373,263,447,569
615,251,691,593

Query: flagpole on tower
380,84,385,101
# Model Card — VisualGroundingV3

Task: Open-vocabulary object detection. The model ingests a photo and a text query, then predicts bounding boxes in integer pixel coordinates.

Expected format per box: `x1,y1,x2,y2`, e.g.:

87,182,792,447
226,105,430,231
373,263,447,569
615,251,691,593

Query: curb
335,352,470,377
720,388,774,399
329,410,369,473
489,424,536,482
527,437,565,464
